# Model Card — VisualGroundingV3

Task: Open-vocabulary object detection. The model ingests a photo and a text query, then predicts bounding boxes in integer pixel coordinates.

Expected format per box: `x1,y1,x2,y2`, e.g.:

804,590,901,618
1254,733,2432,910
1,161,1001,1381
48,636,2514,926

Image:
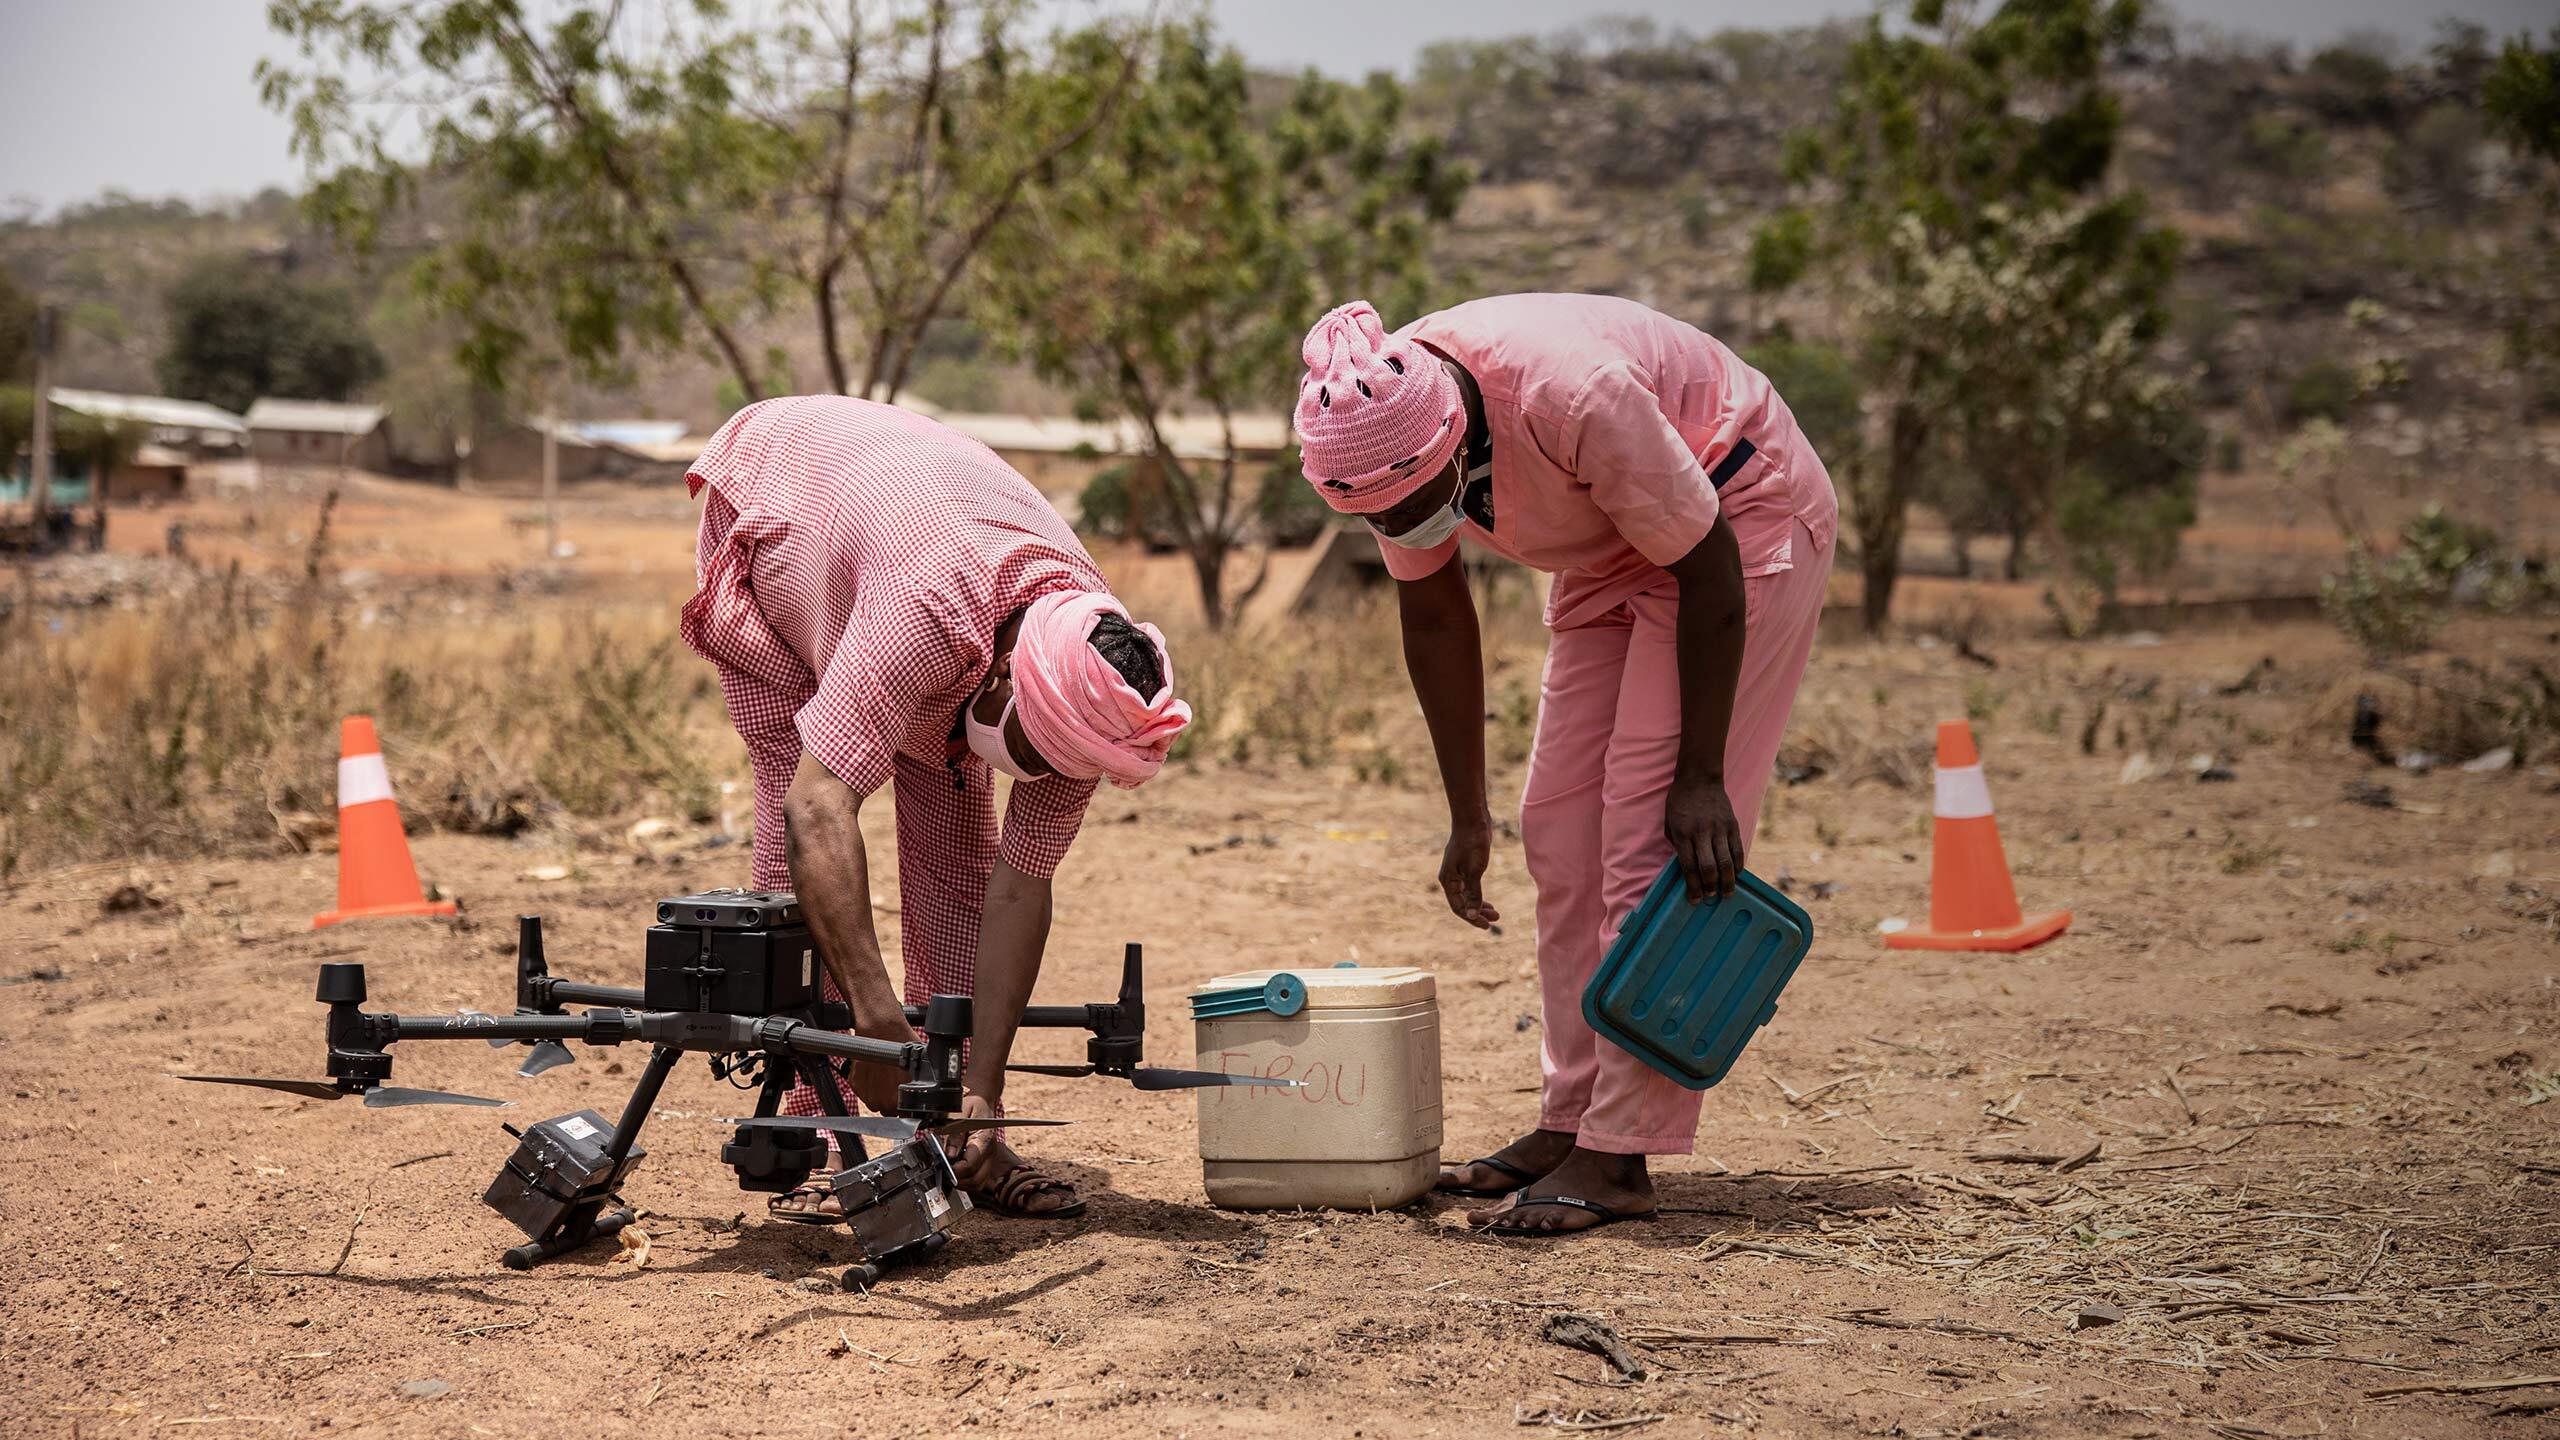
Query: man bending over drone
681,395,1190,1221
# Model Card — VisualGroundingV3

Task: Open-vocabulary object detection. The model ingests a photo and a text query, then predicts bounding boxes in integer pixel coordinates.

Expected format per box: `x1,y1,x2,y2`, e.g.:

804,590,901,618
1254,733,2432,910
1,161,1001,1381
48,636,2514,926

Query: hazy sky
2,0,2552,216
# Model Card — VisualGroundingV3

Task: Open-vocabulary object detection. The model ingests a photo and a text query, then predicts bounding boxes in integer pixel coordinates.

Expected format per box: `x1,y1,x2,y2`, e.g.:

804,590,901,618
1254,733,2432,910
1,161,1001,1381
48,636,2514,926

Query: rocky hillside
5,15,2553,496
1415,19,2552,456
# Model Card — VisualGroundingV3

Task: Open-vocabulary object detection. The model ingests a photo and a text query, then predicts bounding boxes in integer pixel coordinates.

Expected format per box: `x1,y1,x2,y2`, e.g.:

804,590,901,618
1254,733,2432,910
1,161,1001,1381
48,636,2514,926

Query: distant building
246,398,392,473
569,419,693,458
895,397,1291,499
467,417,696,486
5,389,215,507
0,444,190,507
106,444,192,504
49,388,247,455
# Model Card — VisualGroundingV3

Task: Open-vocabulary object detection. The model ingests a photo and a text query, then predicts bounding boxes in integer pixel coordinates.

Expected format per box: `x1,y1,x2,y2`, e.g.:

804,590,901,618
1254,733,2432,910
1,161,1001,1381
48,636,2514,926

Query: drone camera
644,890,820,1015
722,1119,837,1194
483,1110,647,1242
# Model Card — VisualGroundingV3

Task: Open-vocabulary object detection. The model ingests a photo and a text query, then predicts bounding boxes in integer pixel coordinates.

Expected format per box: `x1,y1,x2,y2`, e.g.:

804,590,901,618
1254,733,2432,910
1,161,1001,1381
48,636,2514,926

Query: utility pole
540,409,560,559
28,304,56,543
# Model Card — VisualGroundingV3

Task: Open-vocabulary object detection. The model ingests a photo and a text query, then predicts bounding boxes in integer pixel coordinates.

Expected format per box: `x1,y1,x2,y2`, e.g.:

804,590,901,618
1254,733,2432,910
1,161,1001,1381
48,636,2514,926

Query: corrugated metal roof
50,388,247,436
572,419,689,448
513,417,699,463
619,437,705,463
245,398,387,436
898,399,1290,462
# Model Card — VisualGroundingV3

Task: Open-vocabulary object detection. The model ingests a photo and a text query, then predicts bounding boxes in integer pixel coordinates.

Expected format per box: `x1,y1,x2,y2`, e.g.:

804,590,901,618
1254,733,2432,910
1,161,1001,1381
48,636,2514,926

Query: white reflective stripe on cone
1934,763,1994,820
339,753,397,808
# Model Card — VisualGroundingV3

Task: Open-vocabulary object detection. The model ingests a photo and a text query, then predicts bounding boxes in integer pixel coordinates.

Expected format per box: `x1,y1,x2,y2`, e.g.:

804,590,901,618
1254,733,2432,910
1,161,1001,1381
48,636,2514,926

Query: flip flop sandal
1437,1154,1544,1198
970,1164,1088,1220
1471,1194,1658,1236
766,1181,846,1226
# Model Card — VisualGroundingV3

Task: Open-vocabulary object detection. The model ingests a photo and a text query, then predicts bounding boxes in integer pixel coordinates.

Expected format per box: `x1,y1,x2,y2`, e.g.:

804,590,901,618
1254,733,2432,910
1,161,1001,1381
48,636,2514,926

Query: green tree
2483,26,2560,416
983,24,1467,626
156,255,386,414
2052,369,2200,612
263,0,1139,403
0,270,33,385
1881,200,2183,586
2483,25,2560,159
371,262,500,468
1750,0,2175,632
1741,339,1863,466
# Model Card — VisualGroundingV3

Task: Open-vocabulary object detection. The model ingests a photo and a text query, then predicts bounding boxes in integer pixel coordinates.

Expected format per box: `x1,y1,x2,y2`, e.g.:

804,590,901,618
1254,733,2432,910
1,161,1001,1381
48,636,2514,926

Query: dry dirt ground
5,610,2557,1439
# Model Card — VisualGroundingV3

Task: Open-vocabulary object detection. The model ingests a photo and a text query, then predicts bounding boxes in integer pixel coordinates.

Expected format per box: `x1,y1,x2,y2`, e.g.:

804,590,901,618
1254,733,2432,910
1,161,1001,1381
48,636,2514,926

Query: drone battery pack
483,1110,646,1241
831,1135,966,1265
644,890,820,1015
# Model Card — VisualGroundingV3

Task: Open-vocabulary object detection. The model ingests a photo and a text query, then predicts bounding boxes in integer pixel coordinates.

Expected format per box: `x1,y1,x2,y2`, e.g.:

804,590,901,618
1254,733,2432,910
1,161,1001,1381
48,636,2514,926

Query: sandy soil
4,613,2556,1439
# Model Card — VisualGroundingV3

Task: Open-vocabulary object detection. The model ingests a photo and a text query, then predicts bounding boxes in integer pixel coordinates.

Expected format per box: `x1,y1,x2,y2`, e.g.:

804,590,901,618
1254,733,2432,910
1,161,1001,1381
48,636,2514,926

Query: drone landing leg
799,1055,867,1166
501,1202,635,1270
499,1043,681,1271
751,1056,792,1119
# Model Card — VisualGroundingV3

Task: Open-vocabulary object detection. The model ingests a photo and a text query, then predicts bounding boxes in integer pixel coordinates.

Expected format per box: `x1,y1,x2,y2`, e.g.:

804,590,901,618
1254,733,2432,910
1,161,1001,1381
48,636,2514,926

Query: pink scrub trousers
1519,515,1833,1155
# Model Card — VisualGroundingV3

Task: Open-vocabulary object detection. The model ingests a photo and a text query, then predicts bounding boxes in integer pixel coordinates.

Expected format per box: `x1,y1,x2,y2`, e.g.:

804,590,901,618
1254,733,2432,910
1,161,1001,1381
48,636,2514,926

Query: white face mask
1373,456,1466,550
1381,497,1464,550
965,692,1043,781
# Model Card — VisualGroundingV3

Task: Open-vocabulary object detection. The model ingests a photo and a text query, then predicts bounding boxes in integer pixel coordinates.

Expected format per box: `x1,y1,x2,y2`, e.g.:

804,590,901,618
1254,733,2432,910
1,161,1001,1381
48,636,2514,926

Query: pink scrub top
1378,293,1839,630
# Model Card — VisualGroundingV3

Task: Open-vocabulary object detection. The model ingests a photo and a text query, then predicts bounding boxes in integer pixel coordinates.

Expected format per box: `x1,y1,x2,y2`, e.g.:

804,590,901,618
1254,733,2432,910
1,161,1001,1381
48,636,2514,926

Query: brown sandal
969,1163,1087,1220
766,1181,844,1225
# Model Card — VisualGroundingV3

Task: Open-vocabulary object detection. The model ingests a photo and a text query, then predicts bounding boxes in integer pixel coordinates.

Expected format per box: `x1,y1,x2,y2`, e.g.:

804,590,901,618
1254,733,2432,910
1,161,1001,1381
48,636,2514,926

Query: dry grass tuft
1166,582,1550,777
0,555,726,881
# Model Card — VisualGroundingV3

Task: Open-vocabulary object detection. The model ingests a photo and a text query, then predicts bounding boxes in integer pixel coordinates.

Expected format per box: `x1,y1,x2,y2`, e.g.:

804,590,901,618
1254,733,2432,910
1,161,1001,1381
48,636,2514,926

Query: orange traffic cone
313,716,457,928
1886,719,2070,953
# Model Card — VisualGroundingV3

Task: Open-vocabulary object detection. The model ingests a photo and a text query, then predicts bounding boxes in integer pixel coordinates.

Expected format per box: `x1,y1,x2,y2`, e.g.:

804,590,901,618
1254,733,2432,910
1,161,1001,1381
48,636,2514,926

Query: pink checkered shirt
681,397,1107,1117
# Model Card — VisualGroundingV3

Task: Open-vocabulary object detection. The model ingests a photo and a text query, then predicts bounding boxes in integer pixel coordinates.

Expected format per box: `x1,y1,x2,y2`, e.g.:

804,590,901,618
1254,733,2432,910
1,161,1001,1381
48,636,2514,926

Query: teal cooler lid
1581,861,1813,1091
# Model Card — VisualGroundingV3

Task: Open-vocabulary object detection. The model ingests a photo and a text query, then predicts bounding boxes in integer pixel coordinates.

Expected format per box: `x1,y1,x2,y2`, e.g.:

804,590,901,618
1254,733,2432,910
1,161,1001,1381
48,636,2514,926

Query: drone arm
957,1003,1101,1028
372,1011,638,1046
546,980,647,1009
901,943,1148,1074
514,915,646,1011
752,1016,919,1071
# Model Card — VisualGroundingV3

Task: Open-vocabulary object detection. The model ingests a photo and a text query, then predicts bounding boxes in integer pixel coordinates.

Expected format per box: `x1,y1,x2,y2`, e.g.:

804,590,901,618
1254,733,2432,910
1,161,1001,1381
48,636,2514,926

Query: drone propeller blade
361,1085,510,1109
922,1116,1070,1138
722,1113,1073,1140
1130,1067,1304,1092
177,1074,343,1101
514,1040,575,1078
717,1114,919,1141
1006,1063,1303,1092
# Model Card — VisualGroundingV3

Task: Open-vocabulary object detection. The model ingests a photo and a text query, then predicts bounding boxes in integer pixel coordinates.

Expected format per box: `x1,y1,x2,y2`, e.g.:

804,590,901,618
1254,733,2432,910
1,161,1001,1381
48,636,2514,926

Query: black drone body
182,890,1288,1286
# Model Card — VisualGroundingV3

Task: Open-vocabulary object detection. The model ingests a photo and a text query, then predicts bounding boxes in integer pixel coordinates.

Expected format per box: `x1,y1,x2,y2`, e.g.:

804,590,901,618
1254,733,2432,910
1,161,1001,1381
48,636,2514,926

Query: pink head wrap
1011,592,1191,790
1293,300,1464,515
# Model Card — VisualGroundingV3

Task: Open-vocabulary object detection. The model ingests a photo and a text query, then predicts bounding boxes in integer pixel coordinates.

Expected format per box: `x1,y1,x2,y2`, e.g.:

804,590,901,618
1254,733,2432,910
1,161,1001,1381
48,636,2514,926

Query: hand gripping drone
180,890,1289,1286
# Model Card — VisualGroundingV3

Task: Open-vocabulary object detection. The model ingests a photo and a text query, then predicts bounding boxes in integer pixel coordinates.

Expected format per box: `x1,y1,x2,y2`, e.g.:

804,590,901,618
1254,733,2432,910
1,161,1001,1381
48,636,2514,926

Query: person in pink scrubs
1292,296,1838,1235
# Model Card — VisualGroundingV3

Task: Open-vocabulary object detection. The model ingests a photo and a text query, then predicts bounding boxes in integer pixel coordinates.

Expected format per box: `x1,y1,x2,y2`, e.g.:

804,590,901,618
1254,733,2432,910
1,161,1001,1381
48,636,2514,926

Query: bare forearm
782,768,901,1029
1669,519,1747,784
1398,565,1491,826
960,859,1052,1102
